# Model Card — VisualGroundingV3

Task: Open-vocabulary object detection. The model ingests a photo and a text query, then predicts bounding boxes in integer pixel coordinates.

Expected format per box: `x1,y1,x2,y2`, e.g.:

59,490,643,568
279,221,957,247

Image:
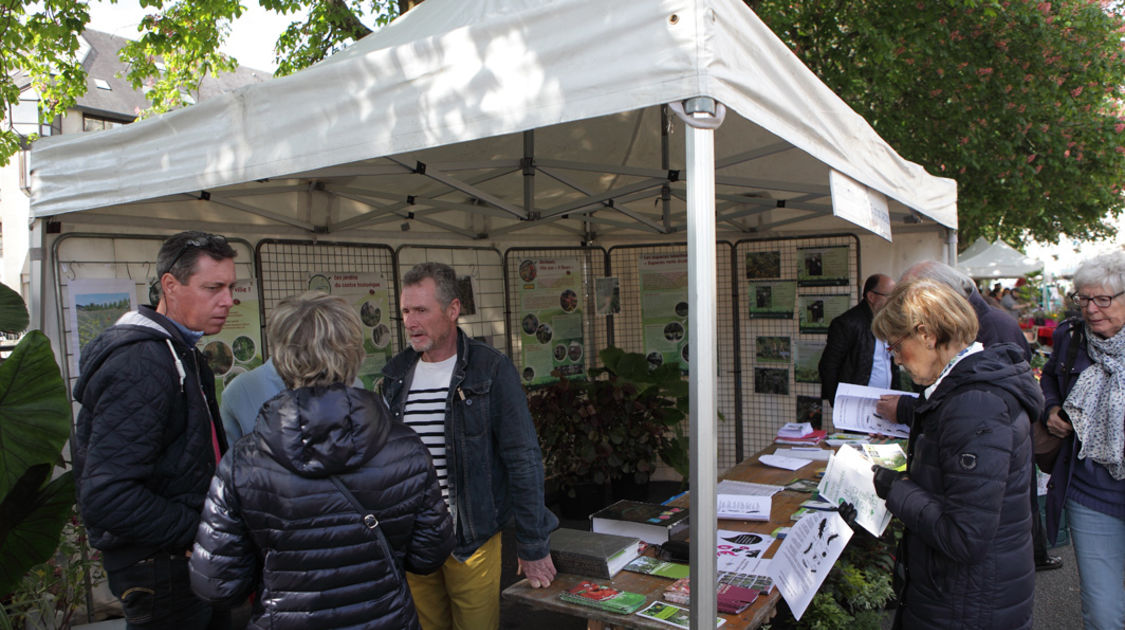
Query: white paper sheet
716,480,784,497
831,382,916,437
717,494,771,521
770,510,853,620
759,453,814,470
774,447,833,461
816,445,894,536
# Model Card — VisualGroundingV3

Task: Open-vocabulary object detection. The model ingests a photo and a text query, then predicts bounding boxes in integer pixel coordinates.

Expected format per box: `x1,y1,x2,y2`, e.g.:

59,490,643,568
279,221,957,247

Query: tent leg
685,101,718,630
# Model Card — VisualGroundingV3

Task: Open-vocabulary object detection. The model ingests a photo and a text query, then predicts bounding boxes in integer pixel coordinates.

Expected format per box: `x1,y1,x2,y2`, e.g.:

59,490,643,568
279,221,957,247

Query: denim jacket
381,329,557,562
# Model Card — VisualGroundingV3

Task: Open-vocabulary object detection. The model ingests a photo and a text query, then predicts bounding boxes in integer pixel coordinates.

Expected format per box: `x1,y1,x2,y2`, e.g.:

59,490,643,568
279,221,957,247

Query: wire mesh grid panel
255,240,399,383
734,234,859,456
503,248,608,384
397,246,506,353
52,233,257,394
606,243,740,473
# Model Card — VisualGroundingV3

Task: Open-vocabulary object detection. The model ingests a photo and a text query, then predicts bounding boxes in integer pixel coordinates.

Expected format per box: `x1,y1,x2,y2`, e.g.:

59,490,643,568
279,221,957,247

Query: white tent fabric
30,0,956,236
958,238,1044,278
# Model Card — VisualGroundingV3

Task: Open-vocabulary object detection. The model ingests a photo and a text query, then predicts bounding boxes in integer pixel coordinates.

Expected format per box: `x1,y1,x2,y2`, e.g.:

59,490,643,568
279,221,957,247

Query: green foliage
0,0,405,165
528,347,690,495
3,510,104,629
0,284,74,600
751,0,1125,246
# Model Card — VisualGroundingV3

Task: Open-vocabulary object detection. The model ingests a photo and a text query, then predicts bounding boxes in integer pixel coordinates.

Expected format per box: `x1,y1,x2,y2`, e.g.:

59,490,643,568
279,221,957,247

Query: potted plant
528,347,689,517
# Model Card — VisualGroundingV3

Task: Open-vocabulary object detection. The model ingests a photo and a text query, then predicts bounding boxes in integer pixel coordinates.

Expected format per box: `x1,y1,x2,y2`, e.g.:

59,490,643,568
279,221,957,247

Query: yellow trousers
407,532,502,630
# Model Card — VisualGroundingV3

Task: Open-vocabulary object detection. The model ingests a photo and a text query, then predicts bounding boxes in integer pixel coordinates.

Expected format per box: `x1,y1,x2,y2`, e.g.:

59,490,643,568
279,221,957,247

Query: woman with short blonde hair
865,277,1040,629
190,292,453,629
268,292,366,389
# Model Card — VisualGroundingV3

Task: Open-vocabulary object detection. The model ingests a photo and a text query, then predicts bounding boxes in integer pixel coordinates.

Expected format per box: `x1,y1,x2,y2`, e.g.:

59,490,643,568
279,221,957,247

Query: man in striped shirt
382,262,558,630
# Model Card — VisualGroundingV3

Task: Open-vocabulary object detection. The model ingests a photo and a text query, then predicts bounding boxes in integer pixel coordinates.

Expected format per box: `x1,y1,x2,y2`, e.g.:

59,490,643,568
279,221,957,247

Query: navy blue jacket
382,328,558,562
886,344,1040,629
189,385,453,630
73,306,227,571
1040,318,1095,540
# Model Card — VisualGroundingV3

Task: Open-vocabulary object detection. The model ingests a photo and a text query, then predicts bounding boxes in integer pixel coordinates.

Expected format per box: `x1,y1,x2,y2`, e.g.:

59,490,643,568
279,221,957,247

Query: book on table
548,527,643,579
558,580,647,614
589,499,689,544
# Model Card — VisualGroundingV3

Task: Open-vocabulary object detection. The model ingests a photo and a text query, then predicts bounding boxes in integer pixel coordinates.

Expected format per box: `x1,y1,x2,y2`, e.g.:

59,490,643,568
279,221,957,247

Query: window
82,114,125,133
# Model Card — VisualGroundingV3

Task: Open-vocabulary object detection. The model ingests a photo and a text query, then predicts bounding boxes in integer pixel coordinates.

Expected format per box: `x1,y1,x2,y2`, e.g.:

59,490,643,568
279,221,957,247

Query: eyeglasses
1069,291,1125,309
159,234,227,277
870,290,890,297
886,334,910,356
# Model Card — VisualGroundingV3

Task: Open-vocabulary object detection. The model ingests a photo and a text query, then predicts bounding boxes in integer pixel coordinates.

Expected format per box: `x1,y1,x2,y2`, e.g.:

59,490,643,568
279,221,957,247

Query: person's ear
447,298,461,321
159,272,179,302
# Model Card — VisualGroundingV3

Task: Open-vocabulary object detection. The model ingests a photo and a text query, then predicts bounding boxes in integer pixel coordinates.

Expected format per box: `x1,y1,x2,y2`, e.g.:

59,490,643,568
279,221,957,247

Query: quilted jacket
189,384,454,630
886,343,1041,629
73,306,227,571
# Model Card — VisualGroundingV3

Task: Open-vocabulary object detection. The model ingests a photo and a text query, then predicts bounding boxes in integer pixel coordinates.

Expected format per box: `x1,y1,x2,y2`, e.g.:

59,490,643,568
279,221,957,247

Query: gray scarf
1065,323,1125,480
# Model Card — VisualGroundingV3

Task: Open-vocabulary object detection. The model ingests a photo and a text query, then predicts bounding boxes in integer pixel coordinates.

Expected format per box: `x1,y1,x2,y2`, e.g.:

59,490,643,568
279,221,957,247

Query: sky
86,0,303,72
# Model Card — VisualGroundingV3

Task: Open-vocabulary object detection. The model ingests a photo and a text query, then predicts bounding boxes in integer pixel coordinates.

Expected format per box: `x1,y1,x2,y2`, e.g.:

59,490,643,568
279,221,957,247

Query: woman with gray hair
1041,249,1125,629
188,292,453,629
869,278,1040,629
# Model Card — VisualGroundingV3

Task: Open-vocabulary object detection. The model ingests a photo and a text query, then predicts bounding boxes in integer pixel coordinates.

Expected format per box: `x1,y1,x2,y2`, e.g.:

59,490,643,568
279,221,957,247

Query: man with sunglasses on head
73,231,238,630
818,273,899,424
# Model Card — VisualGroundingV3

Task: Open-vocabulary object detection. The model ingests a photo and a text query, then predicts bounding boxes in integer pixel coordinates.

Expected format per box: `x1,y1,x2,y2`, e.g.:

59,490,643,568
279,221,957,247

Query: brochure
831,382,916,437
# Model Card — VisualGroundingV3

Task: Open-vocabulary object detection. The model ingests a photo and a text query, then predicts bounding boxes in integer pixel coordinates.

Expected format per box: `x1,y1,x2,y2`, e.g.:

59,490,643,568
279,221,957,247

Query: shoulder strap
329,475,403,580
1062,320,1084,393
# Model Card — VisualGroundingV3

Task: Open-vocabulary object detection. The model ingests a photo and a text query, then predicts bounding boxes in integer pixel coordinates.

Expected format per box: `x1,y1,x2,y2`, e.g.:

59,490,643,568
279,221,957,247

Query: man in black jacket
819,273,898,409
73,231,238,630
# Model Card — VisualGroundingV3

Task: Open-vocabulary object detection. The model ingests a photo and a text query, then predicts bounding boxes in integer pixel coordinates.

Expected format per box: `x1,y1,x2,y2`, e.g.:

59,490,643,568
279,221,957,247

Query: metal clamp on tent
669,98,727,129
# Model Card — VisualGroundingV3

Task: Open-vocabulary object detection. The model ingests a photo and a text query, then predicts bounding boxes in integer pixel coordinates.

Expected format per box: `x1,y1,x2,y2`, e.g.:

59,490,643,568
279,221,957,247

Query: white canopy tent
957,237,1043,279
30,0,958,622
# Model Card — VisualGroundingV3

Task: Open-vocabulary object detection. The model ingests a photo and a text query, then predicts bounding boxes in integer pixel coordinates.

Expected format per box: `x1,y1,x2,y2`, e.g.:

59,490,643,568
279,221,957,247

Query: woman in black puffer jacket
870,279,1041,629
189,292,454,630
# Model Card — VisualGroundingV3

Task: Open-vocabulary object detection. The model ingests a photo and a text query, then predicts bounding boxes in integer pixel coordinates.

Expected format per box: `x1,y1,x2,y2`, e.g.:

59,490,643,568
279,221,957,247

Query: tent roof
30,0,957,240
957,239,1044,279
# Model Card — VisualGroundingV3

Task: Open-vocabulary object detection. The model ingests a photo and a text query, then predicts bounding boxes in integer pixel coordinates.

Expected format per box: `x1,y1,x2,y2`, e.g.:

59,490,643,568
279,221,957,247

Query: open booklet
831,383,916,438
816,443,906,536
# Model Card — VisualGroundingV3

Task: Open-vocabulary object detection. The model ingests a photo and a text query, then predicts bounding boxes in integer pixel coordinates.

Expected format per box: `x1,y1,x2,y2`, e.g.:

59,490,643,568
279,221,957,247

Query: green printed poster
311,272,395,389
797,246,850,286
795,340,826,383
639,252,689,372
798,294,851,333
748,281,796,319
198,279,262,402
516,258,585,385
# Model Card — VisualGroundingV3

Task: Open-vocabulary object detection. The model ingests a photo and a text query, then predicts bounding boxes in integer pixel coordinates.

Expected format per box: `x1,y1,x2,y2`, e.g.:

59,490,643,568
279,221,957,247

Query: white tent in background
30,0,959,622
957,237,1044,279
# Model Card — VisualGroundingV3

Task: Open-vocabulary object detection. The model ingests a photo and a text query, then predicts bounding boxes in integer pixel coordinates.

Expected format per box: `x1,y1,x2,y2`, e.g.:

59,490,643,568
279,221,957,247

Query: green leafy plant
528,347,689,498
0,281,75,625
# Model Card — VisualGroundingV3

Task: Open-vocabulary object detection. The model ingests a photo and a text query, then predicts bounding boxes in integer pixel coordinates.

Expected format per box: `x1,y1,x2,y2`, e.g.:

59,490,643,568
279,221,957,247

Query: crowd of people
70,229,1125,630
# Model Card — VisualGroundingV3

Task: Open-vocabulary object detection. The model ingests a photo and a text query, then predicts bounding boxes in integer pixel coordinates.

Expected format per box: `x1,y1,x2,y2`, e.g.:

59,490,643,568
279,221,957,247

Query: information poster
754,367,789,395
198,280,262,402
66,277,138,375
516,258,585,385
745,251,782,279
748,281,796,319
756,336,791,363
307,272,396,389
797,246,850,286
639,252,689,371
794,340,826,383
797,294,850,333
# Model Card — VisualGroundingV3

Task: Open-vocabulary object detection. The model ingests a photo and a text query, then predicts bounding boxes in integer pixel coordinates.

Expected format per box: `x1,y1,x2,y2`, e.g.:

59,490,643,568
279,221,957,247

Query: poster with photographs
639,252,689,372
516,258,585,385
794,340,826,383
198,279,262,402
754,367,790,395
594,277,621,316
746,251,782,279
305,272,395,389
797,246,850,286
756,336,791,363
748,281,796,319
798,294,850,333
66,277,138,375
796,396,823,427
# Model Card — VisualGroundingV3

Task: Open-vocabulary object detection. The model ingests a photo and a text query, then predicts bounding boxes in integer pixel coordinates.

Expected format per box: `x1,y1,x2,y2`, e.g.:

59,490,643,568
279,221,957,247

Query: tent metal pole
523,131,535,219
684,98,719,629
661,105,672,232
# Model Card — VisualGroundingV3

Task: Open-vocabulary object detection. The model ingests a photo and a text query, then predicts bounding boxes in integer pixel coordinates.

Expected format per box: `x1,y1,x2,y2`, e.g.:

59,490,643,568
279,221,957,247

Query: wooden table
502,445,828,629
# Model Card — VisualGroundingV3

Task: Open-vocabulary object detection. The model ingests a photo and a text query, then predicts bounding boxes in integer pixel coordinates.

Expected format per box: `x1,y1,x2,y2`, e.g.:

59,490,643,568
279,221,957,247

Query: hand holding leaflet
831,383,916,437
